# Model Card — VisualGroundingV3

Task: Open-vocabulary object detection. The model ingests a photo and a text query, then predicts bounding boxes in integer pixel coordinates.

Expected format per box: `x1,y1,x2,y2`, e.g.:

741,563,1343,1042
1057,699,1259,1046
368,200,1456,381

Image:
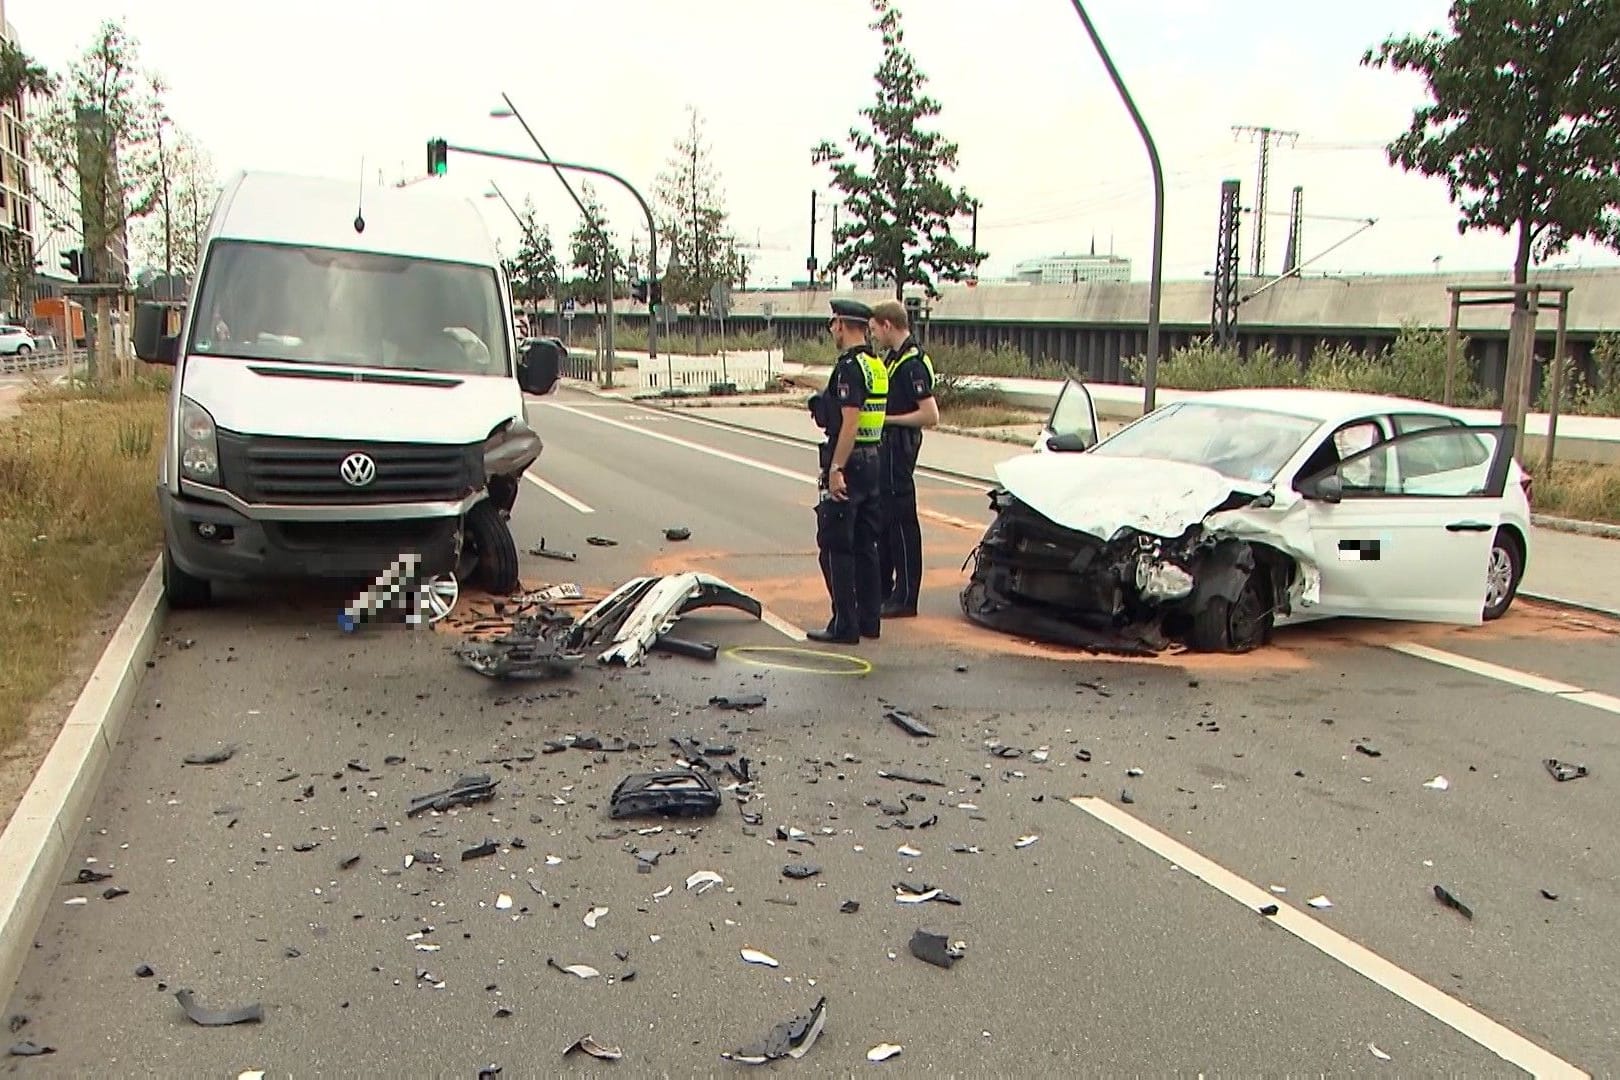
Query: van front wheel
163,545,212,609
460,500,519,595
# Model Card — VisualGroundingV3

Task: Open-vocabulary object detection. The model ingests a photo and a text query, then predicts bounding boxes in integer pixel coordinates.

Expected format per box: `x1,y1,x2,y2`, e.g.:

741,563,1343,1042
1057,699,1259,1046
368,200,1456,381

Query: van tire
463,500,519,595
163,545,212,609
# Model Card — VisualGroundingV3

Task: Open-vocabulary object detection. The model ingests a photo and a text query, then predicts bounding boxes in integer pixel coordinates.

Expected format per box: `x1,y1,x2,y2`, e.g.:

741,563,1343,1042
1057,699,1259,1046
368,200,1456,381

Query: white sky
17,0,1620,285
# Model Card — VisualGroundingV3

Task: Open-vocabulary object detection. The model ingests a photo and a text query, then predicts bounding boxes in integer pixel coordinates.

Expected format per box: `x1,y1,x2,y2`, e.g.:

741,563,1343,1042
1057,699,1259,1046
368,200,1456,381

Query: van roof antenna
354,156,367,234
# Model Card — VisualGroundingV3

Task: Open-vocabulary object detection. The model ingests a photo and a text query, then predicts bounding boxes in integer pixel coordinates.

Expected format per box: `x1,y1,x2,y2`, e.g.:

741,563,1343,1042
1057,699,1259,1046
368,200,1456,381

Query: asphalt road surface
6,388,1617,1076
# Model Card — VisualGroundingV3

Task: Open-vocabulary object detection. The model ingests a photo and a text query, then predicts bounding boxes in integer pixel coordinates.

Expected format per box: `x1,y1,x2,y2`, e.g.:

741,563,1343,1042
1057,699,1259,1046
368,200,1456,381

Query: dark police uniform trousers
815,348,887,639
878,340,934,613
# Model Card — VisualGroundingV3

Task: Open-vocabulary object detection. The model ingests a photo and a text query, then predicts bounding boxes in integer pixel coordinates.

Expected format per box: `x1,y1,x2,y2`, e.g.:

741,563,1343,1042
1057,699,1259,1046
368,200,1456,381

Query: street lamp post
493,93,656,374
442,141,668,390
1068,1,1164,413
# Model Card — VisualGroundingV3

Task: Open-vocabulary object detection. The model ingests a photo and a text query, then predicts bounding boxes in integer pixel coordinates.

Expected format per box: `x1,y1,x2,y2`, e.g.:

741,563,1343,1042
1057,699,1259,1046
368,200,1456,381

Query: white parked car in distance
0,324,36,355
962,382,1532,654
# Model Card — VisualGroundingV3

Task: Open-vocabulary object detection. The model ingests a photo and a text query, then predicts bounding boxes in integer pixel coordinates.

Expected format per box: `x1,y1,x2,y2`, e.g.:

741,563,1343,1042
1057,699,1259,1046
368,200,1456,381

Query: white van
133,170,563,615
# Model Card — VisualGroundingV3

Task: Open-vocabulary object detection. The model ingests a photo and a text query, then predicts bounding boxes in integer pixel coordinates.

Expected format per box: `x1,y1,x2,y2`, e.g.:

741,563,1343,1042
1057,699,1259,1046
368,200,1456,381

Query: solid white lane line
545,402,818,487
761,609,809,643
920,509,985,531
1068,797,1588,1079
1387,642,1620,714
522,471,596,514
623,401,994,491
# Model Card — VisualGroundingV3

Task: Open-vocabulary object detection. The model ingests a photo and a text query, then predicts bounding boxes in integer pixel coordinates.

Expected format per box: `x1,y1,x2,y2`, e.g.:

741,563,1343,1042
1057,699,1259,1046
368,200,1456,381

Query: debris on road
564,1035,624,1061
868,1043,903,1063
782,864,821,880
529,539,578,562
1307,895,1333,910
1354,743,1382,759
1432,884,1474,920
1541,889,1559,901
840,900,860,914
887,709,937,738
455,631,584,680
134,964,155,978
461,839,499,861
740,948,780,968
1014,835,1040,849
610,770,721,820
70,868,111,884
587,536,619,547
7,1042,54,1057
182,745,237,766
1423,776,1450,791
566,573,762,667
710,694,766,711
174,989,264,1026
909,929,966,969
894,883,961,906
1545,758,1589,782
407,774,498,816
878,769,943,787
1259,903,1280,917
1368,1043,1392,1062
686,870,724,894
721,997,827,1065
664,526,692,542
547,959,601,979
495,893,515,911
584,907,608,929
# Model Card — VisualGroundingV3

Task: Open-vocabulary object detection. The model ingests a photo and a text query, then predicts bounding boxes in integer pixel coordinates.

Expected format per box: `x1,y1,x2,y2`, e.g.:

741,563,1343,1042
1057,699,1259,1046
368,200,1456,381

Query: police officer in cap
805,298,888,644
869,299,938,618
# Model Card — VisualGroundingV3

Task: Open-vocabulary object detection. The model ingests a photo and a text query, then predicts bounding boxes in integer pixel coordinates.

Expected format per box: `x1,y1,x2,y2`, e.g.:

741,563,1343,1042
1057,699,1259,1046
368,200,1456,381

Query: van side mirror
518,337,563,396
1302,473,1344,504
133,303,179,365
1045,431,1092,453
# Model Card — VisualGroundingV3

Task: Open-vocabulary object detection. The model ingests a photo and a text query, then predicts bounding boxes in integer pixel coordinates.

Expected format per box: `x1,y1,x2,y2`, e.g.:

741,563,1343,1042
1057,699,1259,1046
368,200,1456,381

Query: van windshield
189,240,509,375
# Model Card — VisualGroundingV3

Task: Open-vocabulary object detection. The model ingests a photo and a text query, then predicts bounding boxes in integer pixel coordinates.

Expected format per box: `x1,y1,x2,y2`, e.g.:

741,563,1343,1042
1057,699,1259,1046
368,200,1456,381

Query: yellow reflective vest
854,351,889,444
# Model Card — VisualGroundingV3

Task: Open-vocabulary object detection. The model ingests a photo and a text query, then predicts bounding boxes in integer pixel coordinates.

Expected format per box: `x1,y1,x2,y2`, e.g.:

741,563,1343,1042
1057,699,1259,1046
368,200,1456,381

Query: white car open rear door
1032,378,1099,453
1297,425,1515,624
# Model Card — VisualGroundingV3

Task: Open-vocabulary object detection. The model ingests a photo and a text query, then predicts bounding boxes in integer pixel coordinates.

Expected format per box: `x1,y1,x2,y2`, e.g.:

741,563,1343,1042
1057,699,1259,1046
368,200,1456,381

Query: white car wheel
421,573,460,623
1483,530,1522,621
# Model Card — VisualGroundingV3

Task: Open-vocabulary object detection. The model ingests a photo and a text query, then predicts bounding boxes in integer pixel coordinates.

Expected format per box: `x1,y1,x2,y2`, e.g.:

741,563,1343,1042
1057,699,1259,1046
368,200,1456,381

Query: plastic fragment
1354,743,1382,758
710,694,766,710
1368,1043,1391,1061
1433,884,1473,920
71,868,112,884
782,864,821,880
878,769,944,787
174,989,263,1026
564,1035,624,1061
407,774,498,816
1423,776,1450,791
663,526,692,542
1307,895,1333,909
839,900,860,914
7,1042,54,1057
722,996,826,1065
1544,758,1588,782
584,906,608,929
868,1043,903,1062
103,886,129,900
462,839,499,861
908,929,965,969
887,710,937,738
586,536,618,546
896,845,921,858
686,870,724,893
1259,903,1279,917
740,948,780,968
547,958,600,979
1015,835,1040,849
339,854,361,870
134,963,155,978
495,893,514,911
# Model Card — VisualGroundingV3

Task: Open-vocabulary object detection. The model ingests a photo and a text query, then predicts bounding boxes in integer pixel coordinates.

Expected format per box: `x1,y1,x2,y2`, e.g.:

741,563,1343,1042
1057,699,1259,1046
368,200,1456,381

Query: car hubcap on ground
1486,546,1513,608
421,574,459,623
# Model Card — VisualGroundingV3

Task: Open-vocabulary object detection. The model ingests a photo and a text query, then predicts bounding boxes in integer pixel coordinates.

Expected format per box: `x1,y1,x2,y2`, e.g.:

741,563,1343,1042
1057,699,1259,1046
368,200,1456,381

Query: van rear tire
463,500,519,595
163,545,212,609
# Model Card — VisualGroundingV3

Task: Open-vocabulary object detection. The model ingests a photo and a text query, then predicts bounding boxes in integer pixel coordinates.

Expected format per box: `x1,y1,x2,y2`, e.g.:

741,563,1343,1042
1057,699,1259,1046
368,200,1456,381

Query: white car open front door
1297,425,1515,624
1031,378,1099,453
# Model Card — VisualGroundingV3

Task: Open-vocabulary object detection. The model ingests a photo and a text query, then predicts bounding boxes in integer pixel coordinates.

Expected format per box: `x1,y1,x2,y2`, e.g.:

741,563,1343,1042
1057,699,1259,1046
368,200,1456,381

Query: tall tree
509,196,560,311
812,0,983,299
654,107,741,312
32,20,167,287
567,183,623,314
0,39,53,109
132,124,217,279
1364,1,1620,299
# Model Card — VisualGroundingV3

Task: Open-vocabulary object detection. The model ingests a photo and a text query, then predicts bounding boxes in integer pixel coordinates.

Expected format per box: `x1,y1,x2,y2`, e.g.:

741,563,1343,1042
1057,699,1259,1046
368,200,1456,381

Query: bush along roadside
0,375,168,751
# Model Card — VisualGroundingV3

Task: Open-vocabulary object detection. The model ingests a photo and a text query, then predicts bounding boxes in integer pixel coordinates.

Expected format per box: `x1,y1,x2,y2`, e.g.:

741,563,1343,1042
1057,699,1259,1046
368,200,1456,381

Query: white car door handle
1446,521,1492,533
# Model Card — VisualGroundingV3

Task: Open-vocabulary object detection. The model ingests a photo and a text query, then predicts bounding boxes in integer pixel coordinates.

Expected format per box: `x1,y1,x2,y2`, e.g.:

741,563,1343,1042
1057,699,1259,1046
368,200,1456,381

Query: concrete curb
1522,591,1620,621
1531,513,1620,541
0,557,163,1001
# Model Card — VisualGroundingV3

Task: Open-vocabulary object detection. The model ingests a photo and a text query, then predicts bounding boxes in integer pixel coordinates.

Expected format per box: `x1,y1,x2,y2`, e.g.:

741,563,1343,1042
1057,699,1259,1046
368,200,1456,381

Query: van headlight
179,397,220,483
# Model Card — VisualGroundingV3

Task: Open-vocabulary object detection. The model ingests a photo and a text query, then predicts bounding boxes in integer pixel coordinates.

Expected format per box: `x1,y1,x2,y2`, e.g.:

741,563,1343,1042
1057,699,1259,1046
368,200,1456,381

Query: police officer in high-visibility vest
870,299,939,618
805,298,888,644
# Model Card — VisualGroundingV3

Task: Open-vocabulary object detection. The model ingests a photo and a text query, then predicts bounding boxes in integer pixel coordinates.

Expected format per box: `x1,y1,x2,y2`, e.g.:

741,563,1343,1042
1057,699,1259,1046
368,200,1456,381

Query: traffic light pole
439,142,661,371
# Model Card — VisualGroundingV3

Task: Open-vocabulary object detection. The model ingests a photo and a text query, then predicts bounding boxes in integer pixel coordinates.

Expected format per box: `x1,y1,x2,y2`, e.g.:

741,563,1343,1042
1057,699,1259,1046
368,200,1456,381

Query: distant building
1010,251,1132,286
0,14,37,319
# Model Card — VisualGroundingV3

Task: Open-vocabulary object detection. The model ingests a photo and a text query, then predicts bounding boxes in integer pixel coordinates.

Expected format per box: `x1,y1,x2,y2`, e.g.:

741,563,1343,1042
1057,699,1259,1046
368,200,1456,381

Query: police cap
828,298,872,323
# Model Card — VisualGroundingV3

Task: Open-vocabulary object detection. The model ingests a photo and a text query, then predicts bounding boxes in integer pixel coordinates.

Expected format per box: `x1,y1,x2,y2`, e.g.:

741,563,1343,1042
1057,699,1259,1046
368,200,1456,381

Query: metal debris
1545,758,1589,782
455,632,584,680
529,539,578,562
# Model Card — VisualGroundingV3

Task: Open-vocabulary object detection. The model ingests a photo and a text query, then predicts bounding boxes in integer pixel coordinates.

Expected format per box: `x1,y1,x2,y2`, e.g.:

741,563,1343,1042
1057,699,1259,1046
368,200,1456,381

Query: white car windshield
1089,402,1320,483
189,240,507,374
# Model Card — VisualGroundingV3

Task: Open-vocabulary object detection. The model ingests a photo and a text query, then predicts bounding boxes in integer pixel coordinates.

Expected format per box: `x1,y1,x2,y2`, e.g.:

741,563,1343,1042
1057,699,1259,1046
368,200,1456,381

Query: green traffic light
432,160,446,176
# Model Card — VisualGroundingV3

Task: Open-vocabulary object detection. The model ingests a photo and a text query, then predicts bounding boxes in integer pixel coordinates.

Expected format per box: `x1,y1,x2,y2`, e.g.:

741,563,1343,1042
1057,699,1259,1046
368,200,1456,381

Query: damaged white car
961,382,1532,654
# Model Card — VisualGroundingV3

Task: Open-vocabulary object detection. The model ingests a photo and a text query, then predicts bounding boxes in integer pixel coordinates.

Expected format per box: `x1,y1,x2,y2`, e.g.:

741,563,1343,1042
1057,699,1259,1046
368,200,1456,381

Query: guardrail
0,349,71,376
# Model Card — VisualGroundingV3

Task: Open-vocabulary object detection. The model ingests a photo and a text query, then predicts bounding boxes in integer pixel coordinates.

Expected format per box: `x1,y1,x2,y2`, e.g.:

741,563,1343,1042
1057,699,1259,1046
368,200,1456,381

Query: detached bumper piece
722,996,828,1065
566,572,763,667
455,632,585,679
609,769,722,820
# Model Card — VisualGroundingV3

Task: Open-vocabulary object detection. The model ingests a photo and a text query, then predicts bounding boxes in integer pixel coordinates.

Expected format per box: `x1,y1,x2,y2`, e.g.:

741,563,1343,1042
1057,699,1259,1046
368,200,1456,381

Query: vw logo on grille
340,452,377,487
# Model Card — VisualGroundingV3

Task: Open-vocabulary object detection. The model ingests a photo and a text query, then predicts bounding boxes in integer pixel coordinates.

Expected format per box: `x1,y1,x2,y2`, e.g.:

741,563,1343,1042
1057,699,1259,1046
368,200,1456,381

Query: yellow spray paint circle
723,646,873,676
